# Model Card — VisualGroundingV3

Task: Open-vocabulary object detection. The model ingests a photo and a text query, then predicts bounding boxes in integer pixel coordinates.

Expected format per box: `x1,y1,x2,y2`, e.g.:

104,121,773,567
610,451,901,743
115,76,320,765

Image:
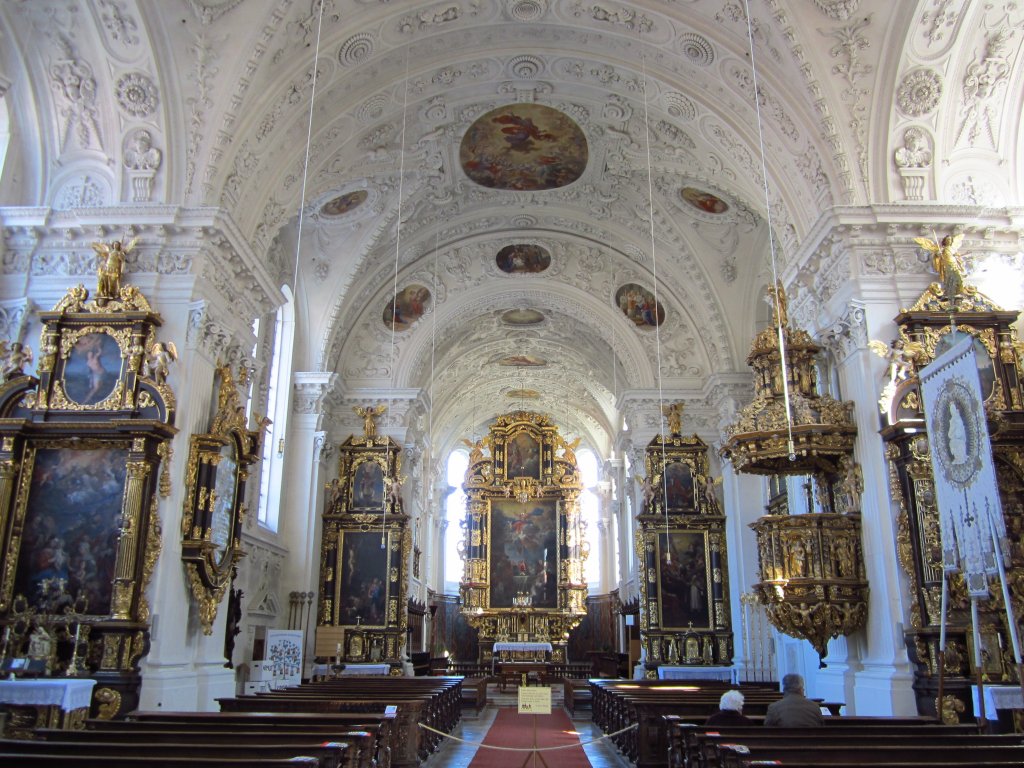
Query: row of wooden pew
0,675,465,768
0,710,392,768
590,679,798,767
670,721,1024,768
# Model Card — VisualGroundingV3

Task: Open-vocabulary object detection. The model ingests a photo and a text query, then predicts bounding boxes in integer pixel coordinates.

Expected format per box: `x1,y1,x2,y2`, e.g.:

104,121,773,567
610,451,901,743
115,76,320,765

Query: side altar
458,411,588,666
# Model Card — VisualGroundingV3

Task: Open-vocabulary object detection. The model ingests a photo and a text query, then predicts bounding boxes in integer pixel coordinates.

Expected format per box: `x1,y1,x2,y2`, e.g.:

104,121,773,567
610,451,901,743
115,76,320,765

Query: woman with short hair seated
705,689,752,726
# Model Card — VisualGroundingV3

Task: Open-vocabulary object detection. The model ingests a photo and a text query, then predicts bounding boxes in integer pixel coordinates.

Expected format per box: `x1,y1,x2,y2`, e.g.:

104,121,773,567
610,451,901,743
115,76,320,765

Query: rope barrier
416,720,637,753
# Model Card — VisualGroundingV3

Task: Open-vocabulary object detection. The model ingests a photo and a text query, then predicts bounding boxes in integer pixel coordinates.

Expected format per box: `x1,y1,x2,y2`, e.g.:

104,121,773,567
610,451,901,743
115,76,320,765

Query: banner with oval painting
460,104,587,191
496,244,551,274
616,284,665,328
383,285,430,331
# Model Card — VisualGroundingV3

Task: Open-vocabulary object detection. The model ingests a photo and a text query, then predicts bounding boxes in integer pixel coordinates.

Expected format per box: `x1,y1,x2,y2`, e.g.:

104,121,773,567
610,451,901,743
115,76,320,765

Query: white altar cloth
0,679,96,711
339,664,390,676
657,666,738,684
493,642,553,653
973,685,1024,717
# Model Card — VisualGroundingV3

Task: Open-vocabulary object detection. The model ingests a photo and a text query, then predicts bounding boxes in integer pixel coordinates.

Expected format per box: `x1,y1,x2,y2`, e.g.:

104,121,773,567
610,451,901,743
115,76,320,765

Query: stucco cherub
143,341,178,384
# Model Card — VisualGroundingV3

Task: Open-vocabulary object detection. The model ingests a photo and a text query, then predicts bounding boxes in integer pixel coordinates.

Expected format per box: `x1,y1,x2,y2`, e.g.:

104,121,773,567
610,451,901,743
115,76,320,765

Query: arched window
256,286,295,531
443,449,469,593
576,448,601,587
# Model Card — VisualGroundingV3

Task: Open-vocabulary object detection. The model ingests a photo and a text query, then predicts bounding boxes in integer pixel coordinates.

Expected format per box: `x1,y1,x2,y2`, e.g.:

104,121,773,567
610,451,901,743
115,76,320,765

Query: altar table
491,641,553,674
656,665,738,683
0,678,96,738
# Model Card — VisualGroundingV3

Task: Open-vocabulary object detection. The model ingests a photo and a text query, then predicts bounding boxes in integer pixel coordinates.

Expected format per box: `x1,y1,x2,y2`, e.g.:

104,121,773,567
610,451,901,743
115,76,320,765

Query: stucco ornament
116,72,158,117
896,69,943,117
894,127,932,169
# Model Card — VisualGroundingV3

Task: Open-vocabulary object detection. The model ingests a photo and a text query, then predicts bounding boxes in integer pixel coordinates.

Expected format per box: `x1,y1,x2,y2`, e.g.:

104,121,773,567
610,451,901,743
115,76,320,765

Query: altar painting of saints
658,531,711,629
14,447,127,613
505,432,540,478
664,462,695,511
488,499,558,608
352,460,384,509
337,531,388,626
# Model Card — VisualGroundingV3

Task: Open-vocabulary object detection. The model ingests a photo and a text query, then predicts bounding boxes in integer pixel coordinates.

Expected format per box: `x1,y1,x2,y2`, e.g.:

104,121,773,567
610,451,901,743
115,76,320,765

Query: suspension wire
428,225,439,505
637,28,672,560
383,44,412,548
290,0,326,293
742,0,796,460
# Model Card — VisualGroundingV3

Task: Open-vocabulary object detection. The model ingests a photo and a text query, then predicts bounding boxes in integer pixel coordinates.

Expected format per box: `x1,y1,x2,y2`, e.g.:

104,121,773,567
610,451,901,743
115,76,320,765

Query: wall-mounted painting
501,309,545,325
495,354,547,367
351,458,385,509
337,531,390,626
664,461,696,512
321,190,367,217
13,446,128,614
680,186,729,215
460,104,588,191
616,284,665,328
63,332,122,405
489,499,558,608
505,432,540,478
496,244,551,274
383,285,430,331
657,530,711,629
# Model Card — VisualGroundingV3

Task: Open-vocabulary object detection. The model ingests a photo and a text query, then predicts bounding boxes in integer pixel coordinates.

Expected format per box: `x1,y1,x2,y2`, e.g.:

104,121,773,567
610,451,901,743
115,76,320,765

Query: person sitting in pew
705,690,752,727
764,673,823,728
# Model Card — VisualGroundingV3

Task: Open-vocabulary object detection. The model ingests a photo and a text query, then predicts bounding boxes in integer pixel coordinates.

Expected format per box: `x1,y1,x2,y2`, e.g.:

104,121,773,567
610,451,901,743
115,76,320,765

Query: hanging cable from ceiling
382,43,412,549
742,0,796,462
290,0,326,294
637,26,673,561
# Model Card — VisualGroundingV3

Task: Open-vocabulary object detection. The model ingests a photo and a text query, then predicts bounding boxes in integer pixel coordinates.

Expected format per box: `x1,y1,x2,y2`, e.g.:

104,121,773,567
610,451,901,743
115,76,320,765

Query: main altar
458,411,588,666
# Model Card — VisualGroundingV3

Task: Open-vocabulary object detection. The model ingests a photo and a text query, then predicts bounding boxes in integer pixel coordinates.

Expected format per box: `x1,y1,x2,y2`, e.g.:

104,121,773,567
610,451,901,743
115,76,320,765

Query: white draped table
0,678,96,737
491,641,553,674
339,664,391,676
973,685,1024,718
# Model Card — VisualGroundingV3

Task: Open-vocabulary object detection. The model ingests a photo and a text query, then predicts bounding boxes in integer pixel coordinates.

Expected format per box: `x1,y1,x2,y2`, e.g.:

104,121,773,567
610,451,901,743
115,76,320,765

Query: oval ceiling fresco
495,354,547,367
496,244,551,274
320,190,367,217
680,186,729,215
383,285,430,331
616,283,665,328
501,309,545,325
460,104,588,191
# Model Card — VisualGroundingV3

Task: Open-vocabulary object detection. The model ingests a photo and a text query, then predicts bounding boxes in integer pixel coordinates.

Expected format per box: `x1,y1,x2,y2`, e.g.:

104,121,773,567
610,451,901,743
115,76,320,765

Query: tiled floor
423,704,631,768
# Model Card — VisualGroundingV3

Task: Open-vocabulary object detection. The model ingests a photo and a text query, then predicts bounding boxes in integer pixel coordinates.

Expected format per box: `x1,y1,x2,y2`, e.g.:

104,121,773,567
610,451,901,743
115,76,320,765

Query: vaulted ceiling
3,0,1022,457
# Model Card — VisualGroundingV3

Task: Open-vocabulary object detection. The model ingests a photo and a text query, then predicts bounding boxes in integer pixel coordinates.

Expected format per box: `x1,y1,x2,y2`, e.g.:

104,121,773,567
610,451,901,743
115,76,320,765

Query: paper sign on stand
518,686,551,715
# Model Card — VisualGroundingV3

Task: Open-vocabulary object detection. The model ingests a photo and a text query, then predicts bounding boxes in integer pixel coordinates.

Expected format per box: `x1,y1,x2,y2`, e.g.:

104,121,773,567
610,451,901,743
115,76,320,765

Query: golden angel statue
354,404,387,439
386,474,405,501
698,473,723,513
0,340,33,381
914,233,970,303
325,477,347,509
460,435,490,464
663,402,684,435
143,341,178,384
92,237,138,302
867,338,924,384
766,278,789,328
637,474,657,508
558,435,582,465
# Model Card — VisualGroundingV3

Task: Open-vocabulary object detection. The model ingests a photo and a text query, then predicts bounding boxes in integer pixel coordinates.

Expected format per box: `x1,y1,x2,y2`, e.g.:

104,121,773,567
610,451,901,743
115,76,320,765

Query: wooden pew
0,754,321,768
217,676,460,767
668,720,972,768
719,741,1024,768
1,738,349,768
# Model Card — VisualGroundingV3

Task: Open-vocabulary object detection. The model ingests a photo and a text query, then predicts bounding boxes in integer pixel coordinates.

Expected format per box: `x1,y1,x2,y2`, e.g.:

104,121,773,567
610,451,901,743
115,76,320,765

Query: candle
73,623,81,649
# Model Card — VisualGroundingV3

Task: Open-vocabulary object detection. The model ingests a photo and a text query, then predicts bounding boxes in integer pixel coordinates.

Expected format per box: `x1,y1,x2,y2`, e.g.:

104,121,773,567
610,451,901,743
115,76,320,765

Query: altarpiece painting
317,409,409,670
0,265,176,720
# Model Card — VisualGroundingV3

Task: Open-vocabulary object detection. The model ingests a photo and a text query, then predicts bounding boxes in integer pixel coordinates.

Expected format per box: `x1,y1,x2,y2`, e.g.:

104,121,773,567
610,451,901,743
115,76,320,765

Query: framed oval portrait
63,332,122,405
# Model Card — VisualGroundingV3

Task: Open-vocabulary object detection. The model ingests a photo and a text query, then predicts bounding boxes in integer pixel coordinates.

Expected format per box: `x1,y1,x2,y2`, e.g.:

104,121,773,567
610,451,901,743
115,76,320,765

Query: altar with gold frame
458,411,588,666
0,256,176,720
636,425,732,675
316,408,410,672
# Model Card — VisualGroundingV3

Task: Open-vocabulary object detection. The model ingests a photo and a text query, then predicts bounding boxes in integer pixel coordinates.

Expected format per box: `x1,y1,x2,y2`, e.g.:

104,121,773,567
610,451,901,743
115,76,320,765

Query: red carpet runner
468,707,590,768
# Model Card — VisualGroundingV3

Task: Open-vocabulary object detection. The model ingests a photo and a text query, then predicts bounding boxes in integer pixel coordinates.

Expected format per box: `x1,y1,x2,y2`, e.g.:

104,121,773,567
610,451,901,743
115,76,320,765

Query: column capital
293,372,338,416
